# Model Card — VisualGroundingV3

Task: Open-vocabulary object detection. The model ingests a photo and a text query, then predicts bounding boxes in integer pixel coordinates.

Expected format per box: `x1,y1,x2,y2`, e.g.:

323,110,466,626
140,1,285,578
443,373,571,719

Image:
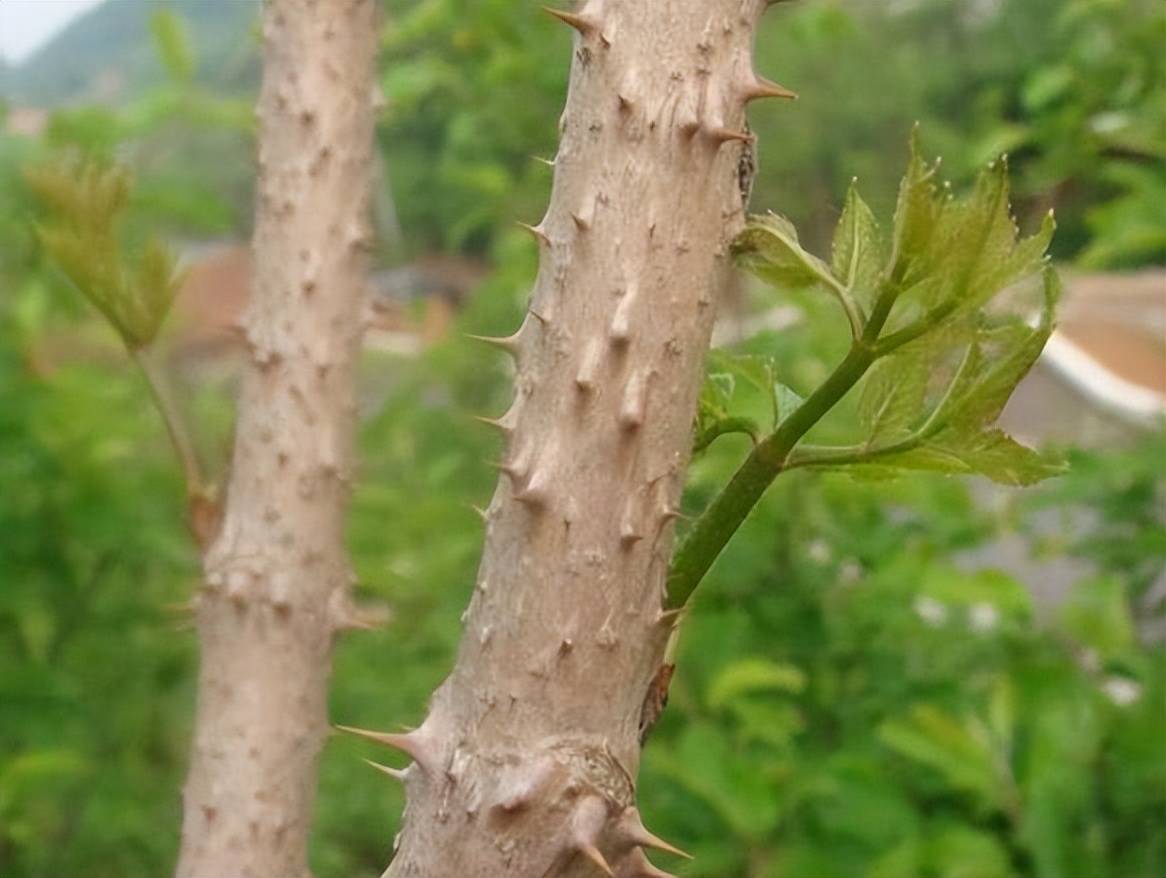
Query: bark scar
638,663,675,744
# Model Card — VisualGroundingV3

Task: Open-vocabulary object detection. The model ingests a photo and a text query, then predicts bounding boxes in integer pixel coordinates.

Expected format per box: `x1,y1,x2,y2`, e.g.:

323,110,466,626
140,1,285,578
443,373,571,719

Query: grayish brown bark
175,1,377,875
360,2,784,875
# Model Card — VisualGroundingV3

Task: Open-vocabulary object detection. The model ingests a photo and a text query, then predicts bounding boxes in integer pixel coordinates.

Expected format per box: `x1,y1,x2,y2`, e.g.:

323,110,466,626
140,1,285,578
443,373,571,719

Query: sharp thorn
618,808,692,859
334,724,427,766
465,332,520,356
542,6,596,35
515,221,551,246
472,414,513,433
638,830,690,858
362,758,406,782
626,848,679,878
496,455,528,481
744,75,798,102
578,843,614,877
706,126,755,145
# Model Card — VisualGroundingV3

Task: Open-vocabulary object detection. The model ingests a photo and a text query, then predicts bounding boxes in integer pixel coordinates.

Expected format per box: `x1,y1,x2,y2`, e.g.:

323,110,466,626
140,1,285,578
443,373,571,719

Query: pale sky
0,0,105,65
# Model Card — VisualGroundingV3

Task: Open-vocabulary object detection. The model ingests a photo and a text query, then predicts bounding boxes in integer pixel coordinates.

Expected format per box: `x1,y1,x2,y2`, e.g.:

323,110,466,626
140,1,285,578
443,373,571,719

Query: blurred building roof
1001,269,1166,446
161,244,1164,446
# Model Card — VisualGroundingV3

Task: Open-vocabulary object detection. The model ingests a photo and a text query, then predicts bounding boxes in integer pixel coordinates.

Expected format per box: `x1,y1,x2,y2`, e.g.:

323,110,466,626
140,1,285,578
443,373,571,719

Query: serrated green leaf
938,157,1016,304
832,180,884,302
859,429,1064,486
895,152,1054,315
947,269,1060,431
734,211,840,293
890,128,942,284
858,341,931,445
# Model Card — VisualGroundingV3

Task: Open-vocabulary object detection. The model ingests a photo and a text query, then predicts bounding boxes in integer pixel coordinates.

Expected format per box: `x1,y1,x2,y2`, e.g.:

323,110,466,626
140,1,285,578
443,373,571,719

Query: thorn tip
743,75,798,102
515,220,551,247
706,126,755,145
362,758,406,782
578,843,614,877
542,6,596,35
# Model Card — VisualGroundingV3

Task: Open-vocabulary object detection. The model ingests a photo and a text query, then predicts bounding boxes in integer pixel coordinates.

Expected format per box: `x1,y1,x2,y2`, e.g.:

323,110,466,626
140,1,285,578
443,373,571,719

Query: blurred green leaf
929,824,1014,878
879,704,1008,811
708,658,807,710
1059,576,1136,659
150,9,195,84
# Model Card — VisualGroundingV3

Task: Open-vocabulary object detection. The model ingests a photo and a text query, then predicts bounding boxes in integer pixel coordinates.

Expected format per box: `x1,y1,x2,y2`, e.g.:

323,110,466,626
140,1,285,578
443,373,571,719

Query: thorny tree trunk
366,2,785,876
176,0,377,875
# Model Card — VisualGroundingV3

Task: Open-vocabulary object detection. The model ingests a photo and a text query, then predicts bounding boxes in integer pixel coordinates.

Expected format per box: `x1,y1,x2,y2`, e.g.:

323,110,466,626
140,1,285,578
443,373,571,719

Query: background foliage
1,0,1163,876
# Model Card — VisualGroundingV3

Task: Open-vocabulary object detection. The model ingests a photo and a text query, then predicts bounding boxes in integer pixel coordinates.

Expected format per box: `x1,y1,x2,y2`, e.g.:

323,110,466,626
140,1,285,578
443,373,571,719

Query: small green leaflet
694,371,759,454
694,352,806,454
831,271,1064,485
851,430,1065,487
857,342,931,447
947,271,1061,431
889,142,1055,313
709,350,806,425
732,212,837,294
775,381,805,424
832,180,884,306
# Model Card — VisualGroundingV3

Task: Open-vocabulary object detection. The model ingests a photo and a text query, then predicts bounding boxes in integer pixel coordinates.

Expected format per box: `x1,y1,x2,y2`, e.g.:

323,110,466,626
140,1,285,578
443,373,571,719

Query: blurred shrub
377,0,1165,269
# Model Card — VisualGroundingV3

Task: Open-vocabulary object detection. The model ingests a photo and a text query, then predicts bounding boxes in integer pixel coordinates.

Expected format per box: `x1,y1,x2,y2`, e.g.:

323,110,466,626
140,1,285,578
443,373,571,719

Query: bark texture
373,3,777,875
176,1,376,875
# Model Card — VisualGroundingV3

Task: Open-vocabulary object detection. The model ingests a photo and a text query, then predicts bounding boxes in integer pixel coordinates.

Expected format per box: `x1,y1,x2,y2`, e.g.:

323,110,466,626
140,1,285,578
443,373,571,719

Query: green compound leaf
890,145,1055,316
734,132,1064,489
28,159,184,350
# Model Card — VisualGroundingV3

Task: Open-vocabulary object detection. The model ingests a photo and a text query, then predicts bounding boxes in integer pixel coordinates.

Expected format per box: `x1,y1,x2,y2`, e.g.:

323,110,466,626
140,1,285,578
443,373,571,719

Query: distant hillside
1,0,260,107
